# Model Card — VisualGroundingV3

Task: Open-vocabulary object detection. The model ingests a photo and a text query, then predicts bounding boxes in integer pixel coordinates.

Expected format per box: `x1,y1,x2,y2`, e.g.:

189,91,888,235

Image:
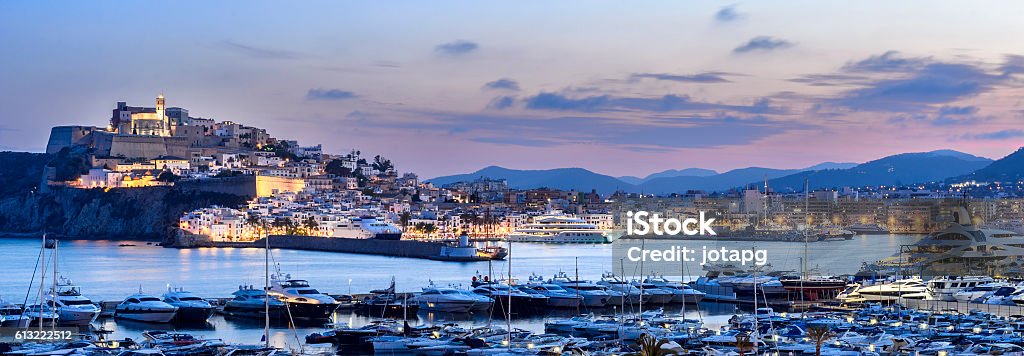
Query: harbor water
0,234,921,349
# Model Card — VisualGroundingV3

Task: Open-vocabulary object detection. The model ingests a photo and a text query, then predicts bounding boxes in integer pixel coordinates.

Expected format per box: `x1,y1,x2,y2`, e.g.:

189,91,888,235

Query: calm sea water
0,235,920,349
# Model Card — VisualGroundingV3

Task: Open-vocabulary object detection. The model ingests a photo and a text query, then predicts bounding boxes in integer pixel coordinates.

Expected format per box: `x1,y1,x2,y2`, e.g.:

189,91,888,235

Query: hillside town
41,94,1024,243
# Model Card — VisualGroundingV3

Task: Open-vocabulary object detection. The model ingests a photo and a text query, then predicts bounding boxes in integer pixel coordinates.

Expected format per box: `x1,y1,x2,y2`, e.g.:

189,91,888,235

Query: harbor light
552,346,561,354
527,343,535,349
893,321,902,327
432,331,440,338
920,323,928,330
846,316,854,323
870,318,877,325
938,351,948,356
502,339,509,346
973,327,982,333
869,344,875,352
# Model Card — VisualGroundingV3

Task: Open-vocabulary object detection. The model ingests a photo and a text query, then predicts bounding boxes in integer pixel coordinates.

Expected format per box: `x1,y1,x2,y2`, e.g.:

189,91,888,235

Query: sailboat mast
506,236,511,351
802,178,809,310
52,240,57,332
264,222,270,348
38,234,46,331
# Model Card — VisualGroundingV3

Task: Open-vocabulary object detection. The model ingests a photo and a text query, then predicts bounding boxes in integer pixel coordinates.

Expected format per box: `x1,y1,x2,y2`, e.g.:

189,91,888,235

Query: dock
901,299,1024,318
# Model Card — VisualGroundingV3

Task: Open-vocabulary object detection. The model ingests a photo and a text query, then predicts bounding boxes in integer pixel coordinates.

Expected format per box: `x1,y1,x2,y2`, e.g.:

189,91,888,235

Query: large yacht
838,278,927,302
411,283,493,313
508,214,612,244
222,285,287,320
45,277,101,326
267,273,339,320
330,216,403,240
114,292,178,323
865,205,1024,277
161,287,215,323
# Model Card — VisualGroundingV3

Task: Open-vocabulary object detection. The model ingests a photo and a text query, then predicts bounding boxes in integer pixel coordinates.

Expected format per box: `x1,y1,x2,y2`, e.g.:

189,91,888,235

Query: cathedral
110,94,182,136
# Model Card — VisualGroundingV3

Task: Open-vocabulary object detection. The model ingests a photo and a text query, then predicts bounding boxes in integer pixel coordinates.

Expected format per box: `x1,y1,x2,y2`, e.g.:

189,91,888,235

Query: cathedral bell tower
156,94,167,136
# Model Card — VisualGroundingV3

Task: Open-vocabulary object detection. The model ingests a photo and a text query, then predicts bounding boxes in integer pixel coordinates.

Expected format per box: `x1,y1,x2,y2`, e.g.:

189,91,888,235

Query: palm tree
735,333,752,356
807,325,834,356
245,214,263,240
636,334,676,356
302,216,319,236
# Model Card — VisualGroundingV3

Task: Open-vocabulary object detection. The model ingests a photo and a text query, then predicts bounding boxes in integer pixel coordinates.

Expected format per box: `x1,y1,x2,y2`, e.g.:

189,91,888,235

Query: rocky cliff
0,151,248,240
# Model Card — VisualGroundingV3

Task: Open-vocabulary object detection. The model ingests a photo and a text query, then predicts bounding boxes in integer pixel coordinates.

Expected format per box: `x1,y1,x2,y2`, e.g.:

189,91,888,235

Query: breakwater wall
174,234,451,260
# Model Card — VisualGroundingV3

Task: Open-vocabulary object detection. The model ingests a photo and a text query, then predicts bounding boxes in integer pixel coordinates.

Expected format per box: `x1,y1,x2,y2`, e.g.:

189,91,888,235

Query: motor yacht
839,278,927,302
22,304,60,327
471,283,541,314
114,292,178,323
596,273,646,304
548,272,610,307
519,278,582,308
922,276,995,301
267,273,339,320
222,285,287,319
0,298,30,328
642,275,706,303
508,214,612,244
630,279,678,304
330,216,403,240
161,287,215,323
45,277,100,326
412,283,493,313
953,282,1012,303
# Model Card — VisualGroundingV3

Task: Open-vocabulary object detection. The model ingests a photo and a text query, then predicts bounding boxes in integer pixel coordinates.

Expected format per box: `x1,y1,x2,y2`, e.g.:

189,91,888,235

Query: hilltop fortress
46,94,272,160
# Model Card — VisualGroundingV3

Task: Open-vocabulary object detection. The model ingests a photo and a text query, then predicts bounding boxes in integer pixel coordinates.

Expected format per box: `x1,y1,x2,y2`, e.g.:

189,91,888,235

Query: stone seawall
179,234,447,260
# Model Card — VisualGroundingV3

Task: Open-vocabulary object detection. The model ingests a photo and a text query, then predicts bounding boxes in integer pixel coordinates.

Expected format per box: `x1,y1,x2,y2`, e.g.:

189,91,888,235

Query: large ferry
508,214,612,244
330,216,403,240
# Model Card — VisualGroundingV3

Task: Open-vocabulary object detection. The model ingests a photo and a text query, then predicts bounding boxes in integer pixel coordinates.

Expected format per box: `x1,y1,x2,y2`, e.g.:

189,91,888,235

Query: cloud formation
714,5,743,22
217,40,301,60
964,129,1024,140
435,40,479,55
518,92,784,114
306,88,357,100
732,36,793,54
367,112,810,150
483,78,520,91
830,63,1003,112
630,72,734,83
842,51,929,73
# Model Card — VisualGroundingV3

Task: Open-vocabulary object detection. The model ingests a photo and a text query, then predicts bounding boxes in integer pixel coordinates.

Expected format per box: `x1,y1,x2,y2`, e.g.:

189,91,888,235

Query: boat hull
115,309,177,323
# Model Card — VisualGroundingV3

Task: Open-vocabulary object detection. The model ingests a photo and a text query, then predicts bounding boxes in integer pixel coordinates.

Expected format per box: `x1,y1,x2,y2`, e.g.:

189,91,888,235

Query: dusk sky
2,1,1023,178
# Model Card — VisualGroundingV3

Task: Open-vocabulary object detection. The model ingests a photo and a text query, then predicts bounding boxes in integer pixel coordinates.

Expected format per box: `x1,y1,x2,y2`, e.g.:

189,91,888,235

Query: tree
245,214,264,239
399,212,411,231
302,216,319,236
735,333,753,356
372,155,394,174
636,334,676,356
807,325,834,356
156,170,180,182
325,159,354,177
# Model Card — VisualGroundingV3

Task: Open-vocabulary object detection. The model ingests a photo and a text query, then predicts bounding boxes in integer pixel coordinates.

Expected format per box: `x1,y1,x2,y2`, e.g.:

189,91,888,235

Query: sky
1,1,1023,179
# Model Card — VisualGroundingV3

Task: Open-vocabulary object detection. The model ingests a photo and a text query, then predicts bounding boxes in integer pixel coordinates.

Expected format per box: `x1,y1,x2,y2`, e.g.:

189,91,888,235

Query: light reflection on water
0,235,921,347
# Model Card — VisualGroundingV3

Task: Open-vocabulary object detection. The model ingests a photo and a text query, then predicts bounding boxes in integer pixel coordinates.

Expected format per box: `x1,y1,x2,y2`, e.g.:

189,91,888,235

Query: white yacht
953,282,1012,303
330,216,403,240
520,277,583,308
839,278,926,302
548,272,610,307
508,214,612,244
0,298,30,328
45,277,100,325
921,276,995,301
267,273,339,320
161,287,215,323
23,304,59,327
114,292,178,323
643,275,706,304
412,284,493,313
596,273,646,304
223,285,287,319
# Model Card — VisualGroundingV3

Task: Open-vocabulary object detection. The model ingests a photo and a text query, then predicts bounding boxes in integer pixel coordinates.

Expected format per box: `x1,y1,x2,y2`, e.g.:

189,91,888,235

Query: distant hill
802,162,858,171
638,167,802,194
427,166,630,193
429,149,993,194
618,168,718,185
766,150,992,191
961,147,1024,182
